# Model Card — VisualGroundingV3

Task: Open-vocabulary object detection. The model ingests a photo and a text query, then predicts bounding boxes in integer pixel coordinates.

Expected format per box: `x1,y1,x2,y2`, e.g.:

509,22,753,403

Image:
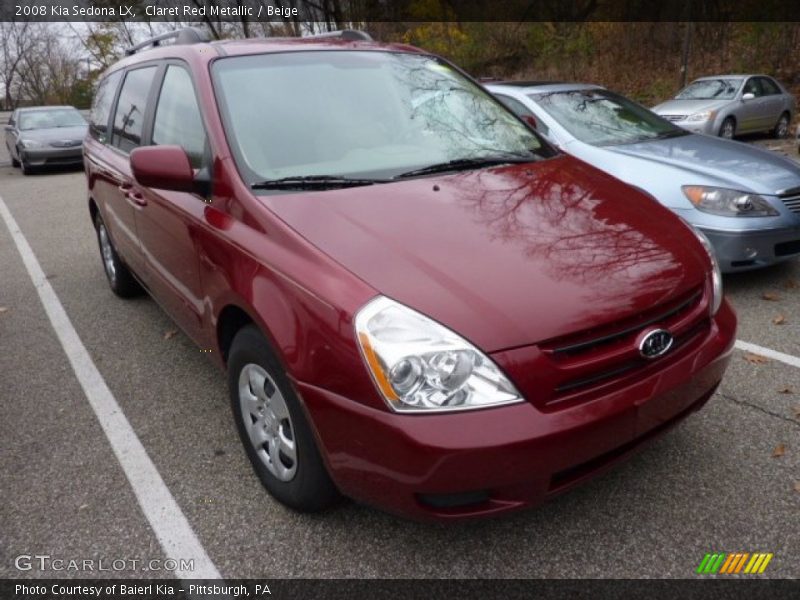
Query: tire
228,324,339,512
719,117,736,139
7,145,19,168
18,149,32,175
93,212,142,298
773,112,790,139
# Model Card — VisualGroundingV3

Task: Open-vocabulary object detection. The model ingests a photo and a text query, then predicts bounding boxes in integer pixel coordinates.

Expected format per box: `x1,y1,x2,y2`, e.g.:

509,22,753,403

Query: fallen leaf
785,279,798,290
772,443,786,458
744,352,769,364
0,306,8,314
78,503,89,510
163,329,178,340
793,405,800,418
772,315,786,325
762,292,781,301
795,481,800,493
777,387,794,394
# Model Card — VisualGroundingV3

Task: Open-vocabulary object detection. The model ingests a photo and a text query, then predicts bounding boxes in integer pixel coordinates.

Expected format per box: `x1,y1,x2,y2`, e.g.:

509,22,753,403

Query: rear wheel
719,117,736,139
93,212,142,298
773,112,790,139
228,324,339,512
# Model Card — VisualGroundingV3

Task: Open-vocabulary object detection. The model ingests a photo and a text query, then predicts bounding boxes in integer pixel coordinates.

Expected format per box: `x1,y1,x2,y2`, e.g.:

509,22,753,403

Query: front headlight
691,228,723,315
687,110,716,122
20,138,44,149
682,186,779,217
354,296,523,413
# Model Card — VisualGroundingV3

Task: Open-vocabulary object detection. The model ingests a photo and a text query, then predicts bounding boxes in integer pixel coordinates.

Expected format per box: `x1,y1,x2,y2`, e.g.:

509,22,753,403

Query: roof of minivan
489,82,604,93
110,36,425,74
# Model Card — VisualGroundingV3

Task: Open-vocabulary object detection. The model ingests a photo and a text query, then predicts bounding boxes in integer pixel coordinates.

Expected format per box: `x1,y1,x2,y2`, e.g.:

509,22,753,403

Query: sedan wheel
7,145,19,168
719,118,736,139
773,113,790,139
228,324,339,512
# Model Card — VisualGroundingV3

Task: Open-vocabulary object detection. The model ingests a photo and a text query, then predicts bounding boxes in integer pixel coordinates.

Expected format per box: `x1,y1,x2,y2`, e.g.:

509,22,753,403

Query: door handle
126,190,147,207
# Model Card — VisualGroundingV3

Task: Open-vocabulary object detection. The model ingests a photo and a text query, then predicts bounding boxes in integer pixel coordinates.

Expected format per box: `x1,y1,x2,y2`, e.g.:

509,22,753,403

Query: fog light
744,247,758,259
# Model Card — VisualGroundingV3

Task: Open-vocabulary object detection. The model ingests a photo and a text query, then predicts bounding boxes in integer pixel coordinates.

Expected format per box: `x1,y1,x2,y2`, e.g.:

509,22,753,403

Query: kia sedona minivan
83,28,736,520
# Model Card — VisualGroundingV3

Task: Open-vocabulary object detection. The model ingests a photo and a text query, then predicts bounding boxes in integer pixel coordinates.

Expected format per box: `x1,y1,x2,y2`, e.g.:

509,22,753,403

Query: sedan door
133,64,209,344
757,77,785,129
737,77,767,133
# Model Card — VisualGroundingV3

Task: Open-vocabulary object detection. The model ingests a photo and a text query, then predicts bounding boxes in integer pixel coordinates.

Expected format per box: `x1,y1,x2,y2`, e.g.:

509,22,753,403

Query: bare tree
0,22,33,110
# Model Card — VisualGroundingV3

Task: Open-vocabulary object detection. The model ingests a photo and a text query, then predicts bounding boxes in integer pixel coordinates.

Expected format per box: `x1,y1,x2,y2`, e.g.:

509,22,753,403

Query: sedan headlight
19,138,44,149
687,110,716,122
691,228,723,315
682,186,779,217
355,296,523,413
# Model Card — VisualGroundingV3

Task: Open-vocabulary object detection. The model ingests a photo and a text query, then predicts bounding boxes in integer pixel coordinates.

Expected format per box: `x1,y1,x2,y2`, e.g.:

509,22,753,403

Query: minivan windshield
529,89,686,147
212,51,552,186
676,78,742,100
18,108,86,130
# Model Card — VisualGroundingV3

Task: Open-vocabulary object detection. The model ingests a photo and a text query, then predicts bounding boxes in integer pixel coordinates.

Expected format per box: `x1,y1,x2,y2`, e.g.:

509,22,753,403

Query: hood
652,98,731,116
264,156,707,352
18,125,87,144
600,133,800,196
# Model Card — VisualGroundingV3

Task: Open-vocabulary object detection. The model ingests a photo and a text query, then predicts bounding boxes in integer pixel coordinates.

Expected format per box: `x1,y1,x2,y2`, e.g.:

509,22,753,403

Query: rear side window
759,77,780,96
111,66,157,153
152,66,207,168
89,70,122,143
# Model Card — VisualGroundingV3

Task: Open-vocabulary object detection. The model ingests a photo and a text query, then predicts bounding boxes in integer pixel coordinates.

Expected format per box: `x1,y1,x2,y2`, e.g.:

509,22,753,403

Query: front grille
49,140,82,148
661,114,686,122
535,284,709,409
779,192,800,214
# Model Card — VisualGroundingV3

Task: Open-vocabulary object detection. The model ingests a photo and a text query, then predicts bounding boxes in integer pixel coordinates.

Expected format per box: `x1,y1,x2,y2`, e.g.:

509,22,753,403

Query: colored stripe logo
697,552,773,574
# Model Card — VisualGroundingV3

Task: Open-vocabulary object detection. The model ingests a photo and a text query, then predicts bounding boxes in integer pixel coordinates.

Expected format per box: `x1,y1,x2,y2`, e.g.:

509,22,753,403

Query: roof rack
125,27,210,56
304,29,373,42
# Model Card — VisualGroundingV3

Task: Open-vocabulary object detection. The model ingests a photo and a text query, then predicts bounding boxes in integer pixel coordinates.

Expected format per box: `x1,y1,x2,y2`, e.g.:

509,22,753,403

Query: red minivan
83,28,736,520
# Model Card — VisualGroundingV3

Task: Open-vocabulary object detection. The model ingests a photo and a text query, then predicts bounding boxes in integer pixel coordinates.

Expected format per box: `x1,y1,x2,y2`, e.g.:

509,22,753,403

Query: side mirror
521,115,538,129
3,124,13,131
130,145,197,193
742,92,755,101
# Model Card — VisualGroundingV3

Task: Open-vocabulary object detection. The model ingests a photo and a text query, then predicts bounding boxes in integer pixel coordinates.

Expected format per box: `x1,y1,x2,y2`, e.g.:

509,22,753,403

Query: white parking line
735,340,800,369
0,194,221,580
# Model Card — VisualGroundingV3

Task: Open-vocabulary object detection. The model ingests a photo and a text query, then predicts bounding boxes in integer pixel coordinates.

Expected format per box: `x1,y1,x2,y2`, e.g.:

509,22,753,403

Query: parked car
84,28,735,521
651,75,795,139
4,105,87,174
488,82,800,272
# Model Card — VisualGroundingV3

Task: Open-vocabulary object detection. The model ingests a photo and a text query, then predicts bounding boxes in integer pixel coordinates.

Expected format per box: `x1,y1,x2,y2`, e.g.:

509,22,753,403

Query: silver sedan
652,75,795,139
4,106,87,175
488,82,800,272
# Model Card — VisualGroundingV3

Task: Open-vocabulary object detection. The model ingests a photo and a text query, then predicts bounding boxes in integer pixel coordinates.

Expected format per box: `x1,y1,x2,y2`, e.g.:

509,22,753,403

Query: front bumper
698,224,800,271
21,146,83,166
298,301,736,521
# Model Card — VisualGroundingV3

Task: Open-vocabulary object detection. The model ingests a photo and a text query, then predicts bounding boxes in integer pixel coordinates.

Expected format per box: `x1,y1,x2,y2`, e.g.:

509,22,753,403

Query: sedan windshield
212,51,552,185
676,79,742,100
18,109,86,130
529,89,685,147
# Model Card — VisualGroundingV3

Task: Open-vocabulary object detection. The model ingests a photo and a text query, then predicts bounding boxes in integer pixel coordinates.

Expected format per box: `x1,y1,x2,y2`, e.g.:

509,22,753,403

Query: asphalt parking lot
0,132,798,580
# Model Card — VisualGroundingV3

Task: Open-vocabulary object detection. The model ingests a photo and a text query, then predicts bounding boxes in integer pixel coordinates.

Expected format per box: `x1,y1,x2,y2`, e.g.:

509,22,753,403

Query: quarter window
89,70,122,143
494,94,550,136
111,66,157,153
152,66,207,168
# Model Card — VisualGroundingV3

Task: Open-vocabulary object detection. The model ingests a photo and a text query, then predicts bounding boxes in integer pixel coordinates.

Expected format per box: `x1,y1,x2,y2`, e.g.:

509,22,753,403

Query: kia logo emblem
639,328,674,359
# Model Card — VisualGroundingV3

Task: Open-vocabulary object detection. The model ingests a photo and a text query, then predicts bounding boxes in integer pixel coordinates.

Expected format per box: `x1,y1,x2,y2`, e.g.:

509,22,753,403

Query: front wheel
773,112,790,139
228,324,339,512
719,117,736,139
18,149,32,175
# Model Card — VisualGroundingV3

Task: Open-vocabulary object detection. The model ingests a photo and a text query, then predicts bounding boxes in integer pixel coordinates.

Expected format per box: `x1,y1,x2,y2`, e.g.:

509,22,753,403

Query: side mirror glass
130,145,196,193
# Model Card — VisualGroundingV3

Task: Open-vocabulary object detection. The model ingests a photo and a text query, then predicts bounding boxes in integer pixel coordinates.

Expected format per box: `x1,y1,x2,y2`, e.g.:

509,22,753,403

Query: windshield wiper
251,175,390,190
395,154,538,179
